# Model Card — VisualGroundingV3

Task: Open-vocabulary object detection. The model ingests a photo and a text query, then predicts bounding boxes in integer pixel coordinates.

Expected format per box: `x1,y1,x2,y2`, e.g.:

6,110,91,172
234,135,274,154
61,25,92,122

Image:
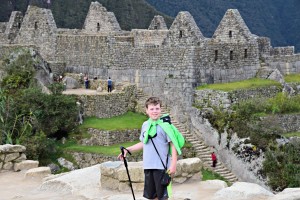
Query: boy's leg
144,169,168,200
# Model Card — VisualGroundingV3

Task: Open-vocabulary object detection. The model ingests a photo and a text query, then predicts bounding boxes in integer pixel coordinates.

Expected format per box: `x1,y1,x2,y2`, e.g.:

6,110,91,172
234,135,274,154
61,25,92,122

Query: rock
212,182,274,200
25,167,51,178
3,162,13,170
14,160,39,171
40,164,101,196
0,144,26,153
14,153,27,162
47,163,61,174
202,180,228,189
96,86,102,92
4,153,20,162
58,157,76,171
63,76,80,89
270,188,300,200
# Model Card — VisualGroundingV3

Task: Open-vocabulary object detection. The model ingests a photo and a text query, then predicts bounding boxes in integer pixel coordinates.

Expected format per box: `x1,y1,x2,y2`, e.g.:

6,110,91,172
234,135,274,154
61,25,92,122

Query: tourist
211,151,217,167
84,74,89,89
118,97,183,200
107,77,112,92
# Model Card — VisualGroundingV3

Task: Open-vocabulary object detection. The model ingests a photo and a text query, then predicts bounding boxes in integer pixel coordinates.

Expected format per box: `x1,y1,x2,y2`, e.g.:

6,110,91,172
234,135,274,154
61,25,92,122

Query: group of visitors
80,73,113,92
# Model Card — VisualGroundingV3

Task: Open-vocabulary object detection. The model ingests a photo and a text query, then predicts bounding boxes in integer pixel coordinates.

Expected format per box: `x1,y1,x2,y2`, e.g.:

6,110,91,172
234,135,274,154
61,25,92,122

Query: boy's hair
145,97,162,108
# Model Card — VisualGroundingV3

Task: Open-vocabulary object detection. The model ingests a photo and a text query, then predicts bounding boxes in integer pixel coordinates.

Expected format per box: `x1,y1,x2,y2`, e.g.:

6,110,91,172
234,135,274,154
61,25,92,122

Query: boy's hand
117,149,128,161
168,164,176,176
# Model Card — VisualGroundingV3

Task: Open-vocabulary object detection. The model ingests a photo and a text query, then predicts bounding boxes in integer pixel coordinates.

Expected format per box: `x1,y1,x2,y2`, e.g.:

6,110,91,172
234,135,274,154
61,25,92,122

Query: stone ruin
0,1,299,114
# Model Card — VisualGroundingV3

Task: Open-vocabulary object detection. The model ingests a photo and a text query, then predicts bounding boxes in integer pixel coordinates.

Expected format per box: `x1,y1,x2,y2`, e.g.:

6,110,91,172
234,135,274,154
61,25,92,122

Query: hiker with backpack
118,96,185,200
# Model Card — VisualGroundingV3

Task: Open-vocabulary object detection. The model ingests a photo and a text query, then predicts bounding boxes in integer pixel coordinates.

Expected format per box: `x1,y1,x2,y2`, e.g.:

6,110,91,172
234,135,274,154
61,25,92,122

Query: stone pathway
0,169,221,200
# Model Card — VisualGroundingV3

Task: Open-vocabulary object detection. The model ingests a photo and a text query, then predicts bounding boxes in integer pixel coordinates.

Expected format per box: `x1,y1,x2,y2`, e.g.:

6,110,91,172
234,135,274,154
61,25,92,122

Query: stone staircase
136,89,238,183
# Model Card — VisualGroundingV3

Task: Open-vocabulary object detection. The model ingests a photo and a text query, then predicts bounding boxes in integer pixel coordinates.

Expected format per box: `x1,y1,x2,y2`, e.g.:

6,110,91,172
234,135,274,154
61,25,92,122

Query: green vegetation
196,78,280,92
80,112,147,130
283,132,300,138
284,73,300,83
204,92,300,190
263,142,300,191
63,140,140,156
201,168,230,185
0,48,78,163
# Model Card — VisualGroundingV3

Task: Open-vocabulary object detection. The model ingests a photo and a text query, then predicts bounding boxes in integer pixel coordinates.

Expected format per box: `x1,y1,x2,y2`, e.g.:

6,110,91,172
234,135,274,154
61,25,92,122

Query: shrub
263,141,300,191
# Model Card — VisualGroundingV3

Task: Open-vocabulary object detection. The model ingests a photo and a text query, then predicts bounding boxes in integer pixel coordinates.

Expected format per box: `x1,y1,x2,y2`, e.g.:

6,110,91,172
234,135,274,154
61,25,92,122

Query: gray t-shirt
140,121,171,170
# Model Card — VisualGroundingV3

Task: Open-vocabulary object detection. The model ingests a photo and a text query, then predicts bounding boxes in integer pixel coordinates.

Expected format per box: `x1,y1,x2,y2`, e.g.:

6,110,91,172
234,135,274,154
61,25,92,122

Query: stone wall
81,128,140,146
100,158,202,192
0,144,27,171
262,114,300,133
271,47,294,56
194,86,282,109
76,84,136,118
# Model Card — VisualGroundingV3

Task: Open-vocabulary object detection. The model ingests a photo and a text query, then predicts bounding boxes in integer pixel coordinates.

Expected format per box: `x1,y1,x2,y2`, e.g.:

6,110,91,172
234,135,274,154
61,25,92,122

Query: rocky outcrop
213,182,274,200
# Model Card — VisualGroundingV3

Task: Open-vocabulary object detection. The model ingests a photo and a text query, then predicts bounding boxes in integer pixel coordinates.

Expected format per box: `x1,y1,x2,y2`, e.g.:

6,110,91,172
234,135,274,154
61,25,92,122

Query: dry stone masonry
0,1,299,114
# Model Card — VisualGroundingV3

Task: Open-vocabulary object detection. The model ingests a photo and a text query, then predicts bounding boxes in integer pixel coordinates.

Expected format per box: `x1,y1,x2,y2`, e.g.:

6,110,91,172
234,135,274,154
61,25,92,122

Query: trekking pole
120,146,136,200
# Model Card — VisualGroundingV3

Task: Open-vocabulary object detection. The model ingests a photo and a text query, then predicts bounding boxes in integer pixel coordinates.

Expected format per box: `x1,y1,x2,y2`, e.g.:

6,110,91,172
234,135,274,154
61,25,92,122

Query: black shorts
143,169,168,200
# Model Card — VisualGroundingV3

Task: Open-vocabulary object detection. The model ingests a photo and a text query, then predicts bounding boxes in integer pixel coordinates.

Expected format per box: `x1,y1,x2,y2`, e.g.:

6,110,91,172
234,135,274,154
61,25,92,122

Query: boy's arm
169,142,178,175
117,142,143,160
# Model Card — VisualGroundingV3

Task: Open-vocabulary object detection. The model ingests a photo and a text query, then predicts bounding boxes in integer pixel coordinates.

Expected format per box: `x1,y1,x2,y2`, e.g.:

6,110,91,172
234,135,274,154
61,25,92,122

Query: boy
118,97,178,200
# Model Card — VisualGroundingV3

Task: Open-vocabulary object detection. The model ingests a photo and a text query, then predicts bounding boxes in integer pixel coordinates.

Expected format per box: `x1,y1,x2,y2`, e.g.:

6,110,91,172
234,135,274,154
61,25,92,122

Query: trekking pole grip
120,146,132,156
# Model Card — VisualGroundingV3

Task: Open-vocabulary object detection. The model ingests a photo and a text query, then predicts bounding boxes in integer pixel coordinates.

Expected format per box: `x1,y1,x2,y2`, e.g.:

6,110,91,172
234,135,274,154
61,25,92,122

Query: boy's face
146,104,161,121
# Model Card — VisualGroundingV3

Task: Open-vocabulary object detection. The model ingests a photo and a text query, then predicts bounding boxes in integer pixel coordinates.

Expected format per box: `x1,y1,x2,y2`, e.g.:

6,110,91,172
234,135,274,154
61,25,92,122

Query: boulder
212,182,274,200
270,188,300,200
58,157,76,171
40,164,101,196
25,167,51,178
14,160,39,171
63,76,80,89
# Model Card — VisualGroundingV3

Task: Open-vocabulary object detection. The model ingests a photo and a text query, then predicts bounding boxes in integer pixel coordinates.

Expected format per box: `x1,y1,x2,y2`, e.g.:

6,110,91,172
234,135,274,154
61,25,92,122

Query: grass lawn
62,140,140,156
196,78,281,92
79,111,148,130
284,73,300,83
283,132,300,138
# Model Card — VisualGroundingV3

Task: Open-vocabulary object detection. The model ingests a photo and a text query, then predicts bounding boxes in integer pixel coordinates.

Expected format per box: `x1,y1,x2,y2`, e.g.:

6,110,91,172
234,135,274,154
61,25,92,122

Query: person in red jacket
211,152,217,167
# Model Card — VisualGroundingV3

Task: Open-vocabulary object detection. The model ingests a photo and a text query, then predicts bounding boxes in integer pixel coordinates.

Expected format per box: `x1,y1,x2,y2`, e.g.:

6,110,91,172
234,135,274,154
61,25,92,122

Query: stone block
3,162,13,170
116,162,144,182
101,175,119,190
14,153,27,162
118,181,144,192
4,152,20,162
0,153,4,161
14,160,39,171
0,144,26,153
25,167,51,178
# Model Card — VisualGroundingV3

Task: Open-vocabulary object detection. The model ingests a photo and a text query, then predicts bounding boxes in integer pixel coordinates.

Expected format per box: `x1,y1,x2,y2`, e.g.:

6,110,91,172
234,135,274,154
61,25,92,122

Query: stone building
0,1,299,115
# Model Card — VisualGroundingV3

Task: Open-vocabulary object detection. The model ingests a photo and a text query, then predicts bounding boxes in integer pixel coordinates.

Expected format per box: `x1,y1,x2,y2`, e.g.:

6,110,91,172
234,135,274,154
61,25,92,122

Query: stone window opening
229,30,232,38
179,30,183,38
154,25,158,30
244,49,248,58
230,50,233,60
18,22,21,29
34,21,38,30
214,50,218,61
97,23,100,32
